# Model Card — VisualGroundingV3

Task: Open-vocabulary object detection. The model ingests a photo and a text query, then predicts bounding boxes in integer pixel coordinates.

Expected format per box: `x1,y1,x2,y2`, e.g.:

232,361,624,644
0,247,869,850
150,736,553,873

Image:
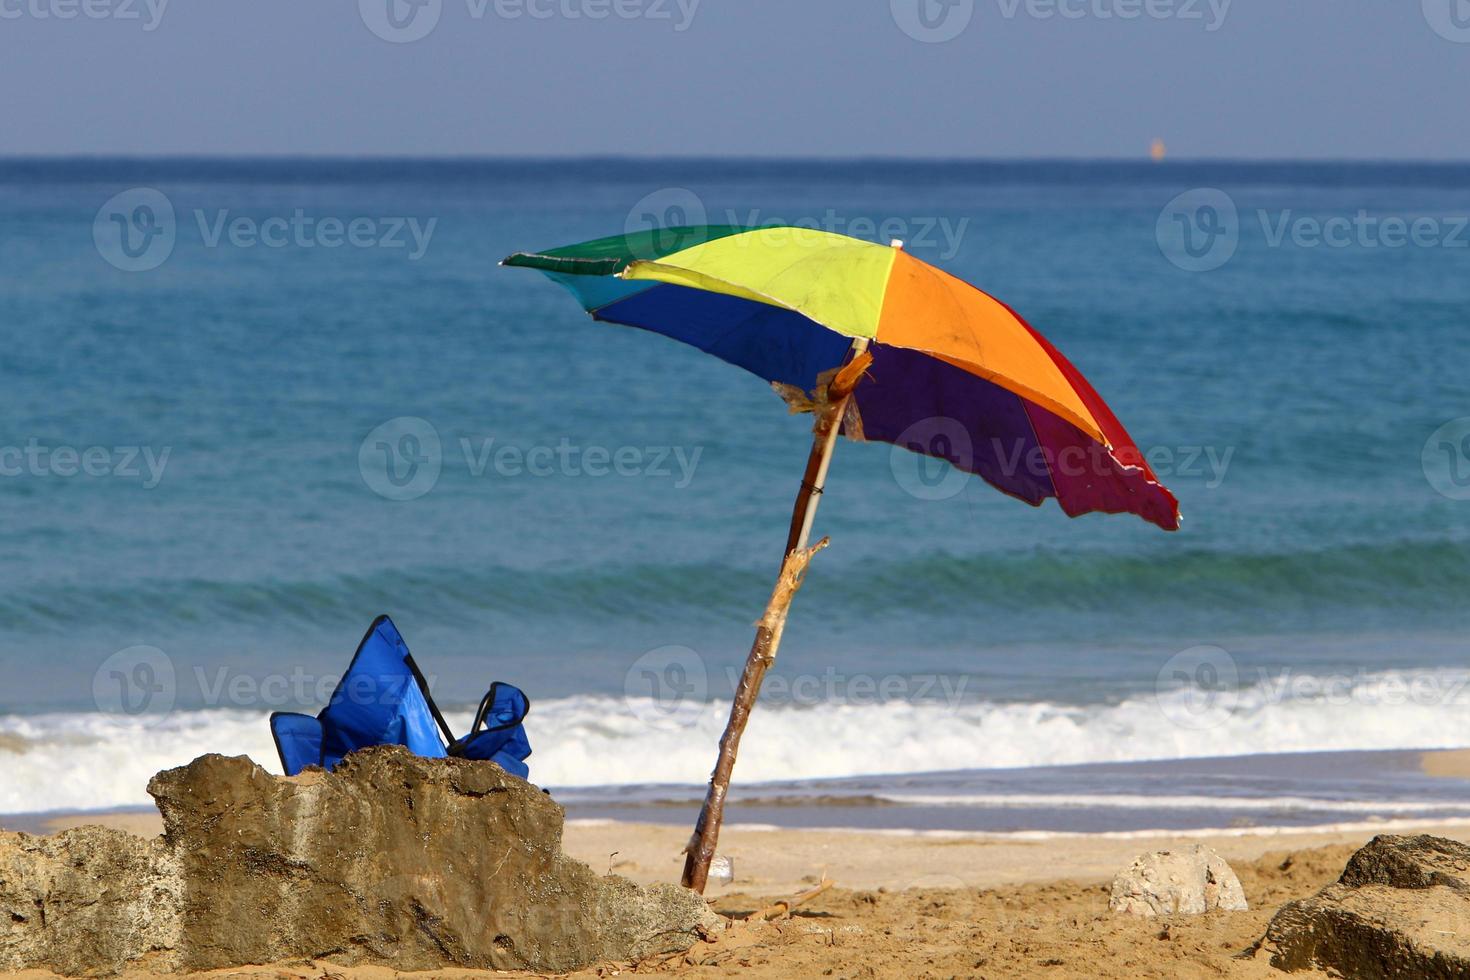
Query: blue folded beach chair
452,682,533,774
269,615,531,779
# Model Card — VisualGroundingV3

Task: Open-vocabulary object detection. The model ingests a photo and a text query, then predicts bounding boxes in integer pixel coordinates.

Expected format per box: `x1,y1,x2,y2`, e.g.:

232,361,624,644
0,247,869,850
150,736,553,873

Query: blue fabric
451,683,531,778
592,283,851,391
457,733,531,779
270,616,533,781
269,712,323,776
545,270,660,312
317,616,450,771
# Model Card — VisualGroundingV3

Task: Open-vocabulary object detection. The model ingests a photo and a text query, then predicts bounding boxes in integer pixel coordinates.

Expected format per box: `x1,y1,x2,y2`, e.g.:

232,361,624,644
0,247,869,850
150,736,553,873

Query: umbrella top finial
890,238,905,250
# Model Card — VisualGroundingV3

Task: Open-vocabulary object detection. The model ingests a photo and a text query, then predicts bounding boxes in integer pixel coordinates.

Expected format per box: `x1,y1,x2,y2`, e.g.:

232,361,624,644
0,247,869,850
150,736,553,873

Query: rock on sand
0,746,718,975
1262,833,1470,976
1108,843,1249,917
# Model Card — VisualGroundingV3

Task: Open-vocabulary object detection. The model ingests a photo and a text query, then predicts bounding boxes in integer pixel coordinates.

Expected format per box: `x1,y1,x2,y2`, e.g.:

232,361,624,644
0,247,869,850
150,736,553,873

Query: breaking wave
4,666,1470,815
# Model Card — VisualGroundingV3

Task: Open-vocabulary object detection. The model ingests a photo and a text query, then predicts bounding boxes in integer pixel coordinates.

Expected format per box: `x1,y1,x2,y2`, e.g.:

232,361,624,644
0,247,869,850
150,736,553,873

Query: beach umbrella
503,225,1180,892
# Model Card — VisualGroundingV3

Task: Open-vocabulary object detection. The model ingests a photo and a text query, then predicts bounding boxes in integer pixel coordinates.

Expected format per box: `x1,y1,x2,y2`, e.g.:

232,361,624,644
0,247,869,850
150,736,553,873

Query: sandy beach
10,749,1470,978
6,816,1449,978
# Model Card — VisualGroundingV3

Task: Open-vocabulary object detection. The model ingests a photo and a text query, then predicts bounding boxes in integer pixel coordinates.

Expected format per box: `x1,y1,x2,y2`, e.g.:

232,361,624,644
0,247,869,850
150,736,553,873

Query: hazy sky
2,0,1467,158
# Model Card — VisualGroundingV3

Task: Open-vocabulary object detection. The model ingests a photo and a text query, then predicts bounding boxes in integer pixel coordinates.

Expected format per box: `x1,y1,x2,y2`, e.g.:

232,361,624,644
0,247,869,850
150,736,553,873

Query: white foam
0,709,282,816
4,666,1470,815
526,666,1470,789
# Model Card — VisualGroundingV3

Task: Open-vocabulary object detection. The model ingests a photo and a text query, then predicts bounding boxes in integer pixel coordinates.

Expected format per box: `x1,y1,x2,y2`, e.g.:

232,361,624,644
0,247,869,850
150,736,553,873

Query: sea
2,158,1468,834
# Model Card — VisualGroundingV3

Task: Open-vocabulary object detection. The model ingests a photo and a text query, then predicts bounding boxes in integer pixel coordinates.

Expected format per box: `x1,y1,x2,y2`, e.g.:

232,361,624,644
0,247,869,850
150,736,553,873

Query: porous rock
1,746,717,975
1108,843,1248,916
1262,834,1470,977
0,826,182,975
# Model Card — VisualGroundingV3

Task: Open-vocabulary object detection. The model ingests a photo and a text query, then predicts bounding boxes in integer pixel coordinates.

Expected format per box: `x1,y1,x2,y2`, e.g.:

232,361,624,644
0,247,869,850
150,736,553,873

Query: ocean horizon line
4,153,1470,165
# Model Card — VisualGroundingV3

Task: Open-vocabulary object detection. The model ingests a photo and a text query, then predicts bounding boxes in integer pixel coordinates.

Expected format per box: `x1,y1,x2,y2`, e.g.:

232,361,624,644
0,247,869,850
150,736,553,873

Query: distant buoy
1150,138,1168,163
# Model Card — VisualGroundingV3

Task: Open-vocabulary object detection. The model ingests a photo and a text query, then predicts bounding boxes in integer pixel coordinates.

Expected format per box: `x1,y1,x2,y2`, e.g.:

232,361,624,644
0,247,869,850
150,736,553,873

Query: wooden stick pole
681,337,870,893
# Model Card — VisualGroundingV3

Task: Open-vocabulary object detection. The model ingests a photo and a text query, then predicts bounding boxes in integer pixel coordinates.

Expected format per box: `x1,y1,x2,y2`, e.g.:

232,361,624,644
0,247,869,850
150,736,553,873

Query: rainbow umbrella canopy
506,226,1179,531
504,225,1179,892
